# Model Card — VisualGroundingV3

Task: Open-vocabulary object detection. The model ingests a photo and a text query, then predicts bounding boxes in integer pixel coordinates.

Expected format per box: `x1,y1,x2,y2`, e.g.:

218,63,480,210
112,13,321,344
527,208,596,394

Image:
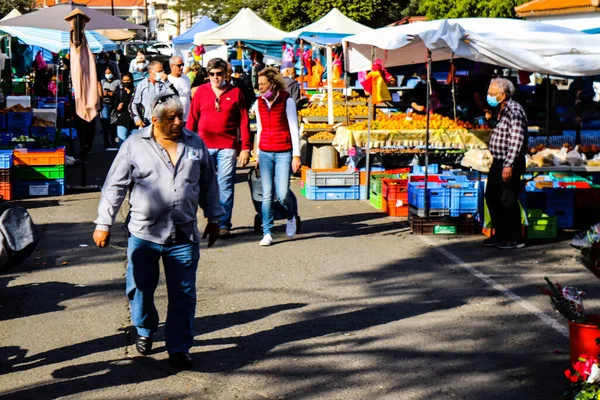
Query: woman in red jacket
254,67,301,246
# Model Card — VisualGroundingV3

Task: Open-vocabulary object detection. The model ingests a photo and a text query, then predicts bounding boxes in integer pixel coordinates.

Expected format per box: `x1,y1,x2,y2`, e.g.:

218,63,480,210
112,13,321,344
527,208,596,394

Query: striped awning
0,25,117,53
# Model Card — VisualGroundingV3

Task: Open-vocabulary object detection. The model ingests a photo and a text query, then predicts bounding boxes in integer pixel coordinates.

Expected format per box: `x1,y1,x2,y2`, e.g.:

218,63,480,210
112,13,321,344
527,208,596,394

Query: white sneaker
260,234,273,246
286,216,297,238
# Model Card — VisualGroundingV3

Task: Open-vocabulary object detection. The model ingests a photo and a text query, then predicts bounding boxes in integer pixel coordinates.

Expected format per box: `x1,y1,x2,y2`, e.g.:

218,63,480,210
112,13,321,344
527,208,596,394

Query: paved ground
0,137,597,399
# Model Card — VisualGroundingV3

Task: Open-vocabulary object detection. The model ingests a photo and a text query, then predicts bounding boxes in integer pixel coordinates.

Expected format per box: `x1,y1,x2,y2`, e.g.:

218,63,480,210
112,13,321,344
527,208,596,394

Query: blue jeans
126,232,200,354
259,151,294,235
116,125,129,146
100,104,113,146
208,148,237,230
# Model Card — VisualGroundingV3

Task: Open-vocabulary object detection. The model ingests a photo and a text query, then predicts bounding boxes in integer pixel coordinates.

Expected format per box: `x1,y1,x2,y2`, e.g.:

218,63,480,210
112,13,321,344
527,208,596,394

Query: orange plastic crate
12,147,65,166
0,181,11,200
386,199,409,217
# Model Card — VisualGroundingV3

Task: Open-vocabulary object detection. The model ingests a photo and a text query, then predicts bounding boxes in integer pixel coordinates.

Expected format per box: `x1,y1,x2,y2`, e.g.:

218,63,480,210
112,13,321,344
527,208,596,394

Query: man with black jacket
227,63,255,110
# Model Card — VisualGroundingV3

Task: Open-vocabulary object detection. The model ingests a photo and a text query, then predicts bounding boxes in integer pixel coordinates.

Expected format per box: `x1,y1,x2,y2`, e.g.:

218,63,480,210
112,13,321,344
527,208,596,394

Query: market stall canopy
93,29,135,41
193,8,289,45
343,18,600,76
173,16,219,44
290,8,373,37
0,4,144,31
0,9,116,53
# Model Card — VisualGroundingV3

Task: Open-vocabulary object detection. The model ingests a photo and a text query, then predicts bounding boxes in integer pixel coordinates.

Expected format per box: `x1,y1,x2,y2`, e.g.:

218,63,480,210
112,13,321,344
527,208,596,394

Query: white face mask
154,73,163,82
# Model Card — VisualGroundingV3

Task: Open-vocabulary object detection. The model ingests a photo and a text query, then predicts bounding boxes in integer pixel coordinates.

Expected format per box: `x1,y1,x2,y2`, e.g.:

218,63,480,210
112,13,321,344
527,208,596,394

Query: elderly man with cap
280,61,300,106
93,93,223,370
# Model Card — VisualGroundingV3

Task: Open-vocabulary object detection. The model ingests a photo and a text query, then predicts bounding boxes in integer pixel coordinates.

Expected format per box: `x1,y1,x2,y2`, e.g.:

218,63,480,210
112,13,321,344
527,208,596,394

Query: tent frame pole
424,49,432,217
545,74,550,147
450,53,457,121
326,44,334,125
365,46,375,200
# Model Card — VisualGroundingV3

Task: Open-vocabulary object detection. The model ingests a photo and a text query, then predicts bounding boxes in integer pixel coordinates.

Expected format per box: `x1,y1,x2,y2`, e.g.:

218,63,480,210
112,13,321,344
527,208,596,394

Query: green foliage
0,0,34,17
419,0,530,20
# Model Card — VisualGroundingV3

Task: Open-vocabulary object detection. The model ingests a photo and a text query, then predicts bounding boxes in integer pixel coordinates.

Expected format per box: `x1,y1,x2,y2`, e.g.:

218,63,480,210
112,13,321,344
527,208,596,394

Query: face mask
262,85,274,100
105,74,113,80
154,73,162,82
123,82,133,88
487,94,500,108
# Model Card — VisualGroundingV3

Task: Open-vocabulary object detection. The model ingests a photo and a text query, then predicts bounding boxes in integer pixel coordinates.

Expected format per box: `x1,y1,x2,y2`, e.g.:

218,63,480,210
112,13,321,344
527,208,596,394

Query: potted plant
543,278,600,363
564,354,600,399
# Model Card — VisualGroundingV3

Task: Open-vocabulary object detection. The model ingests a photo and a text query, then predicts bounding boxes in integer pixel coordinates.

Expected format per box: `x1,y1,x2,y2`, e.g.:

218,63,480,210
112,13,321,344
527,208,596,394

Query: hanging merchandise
282,44,294,63
332,53,342,84
310,58,324,88
236,41,243,60
303,49,314,83
193,45,205,62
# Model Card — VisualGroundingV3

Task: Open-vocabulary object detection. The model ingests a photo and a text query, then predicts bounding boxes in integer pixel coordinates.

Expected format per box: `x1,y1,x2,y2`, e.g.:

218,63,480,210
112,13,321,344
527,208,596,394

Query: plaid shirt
489,98,528,167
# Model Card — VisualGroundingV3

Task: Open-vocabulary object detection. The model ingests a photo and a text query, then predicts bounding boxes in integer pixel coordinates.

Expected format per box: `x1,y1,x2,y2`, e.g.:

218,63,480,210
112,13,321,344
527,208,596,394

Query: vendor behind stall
409,67,443,114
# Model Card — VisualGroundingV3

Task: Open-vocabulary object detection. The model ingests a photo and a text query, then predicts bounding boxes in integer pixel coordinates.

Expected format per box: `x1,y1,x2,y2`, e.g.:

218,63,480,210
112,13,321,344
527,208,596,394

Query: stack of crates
369,168,410,210
300,167,364,200
7,108,34,141
0,150,12,200
381,178,409,217
12,147,65,198
527,209,558,239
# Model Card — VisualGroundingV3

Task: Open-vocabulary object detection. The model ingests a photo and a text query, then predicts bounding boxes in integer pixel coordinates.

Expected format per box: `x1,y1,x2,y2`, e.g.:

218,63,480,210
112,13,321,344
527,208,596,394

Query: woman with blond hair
253,67,301,246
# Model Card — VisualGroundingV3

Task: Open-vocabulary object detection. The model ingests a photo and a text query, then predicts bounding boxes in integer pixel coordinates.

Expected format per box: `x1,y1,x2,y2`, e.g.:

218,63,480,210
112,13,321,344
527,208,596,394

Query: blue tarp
0,25,115,53
285,31,350,47
227,40,283,59
172,16,219,44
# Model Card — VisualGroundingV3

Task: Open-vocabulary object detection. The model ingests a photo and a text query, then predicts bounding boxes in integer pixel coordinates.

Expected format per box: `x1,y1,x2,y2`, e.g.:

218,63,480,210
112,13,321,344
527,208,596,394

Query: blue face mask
487,94,500,108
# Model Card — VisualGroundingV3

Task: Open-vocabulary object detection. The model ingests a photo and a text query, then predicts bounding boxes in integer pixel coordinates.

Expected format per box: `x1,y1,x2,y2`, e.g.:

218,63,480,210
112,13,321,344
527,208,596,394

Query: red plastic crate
575,188,600,209
408,175,448,183
382,178,408,200
558,181,591,189
12,147,65,166
0,181,11,200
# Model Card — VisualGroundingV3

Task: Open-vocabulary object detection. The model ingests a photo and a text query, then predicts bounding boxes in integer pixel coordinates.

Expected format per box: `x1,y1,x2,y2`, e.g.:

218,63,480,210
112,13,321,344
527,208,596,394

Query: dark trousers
485,159,525,242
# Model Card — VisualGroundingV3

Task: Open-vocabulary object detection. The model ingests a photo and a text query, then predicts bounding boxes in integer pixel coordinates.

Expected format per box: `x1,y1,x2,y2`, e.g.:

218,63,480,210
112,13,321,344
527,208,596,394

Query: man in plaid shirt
484,77,528,249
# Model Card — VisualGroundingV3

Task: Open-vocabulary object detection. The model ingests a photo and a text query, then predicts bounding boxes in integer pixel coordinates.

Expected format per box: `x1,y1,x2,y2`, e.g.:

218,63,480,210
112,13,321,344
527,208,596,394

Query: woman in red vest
254,67,301,246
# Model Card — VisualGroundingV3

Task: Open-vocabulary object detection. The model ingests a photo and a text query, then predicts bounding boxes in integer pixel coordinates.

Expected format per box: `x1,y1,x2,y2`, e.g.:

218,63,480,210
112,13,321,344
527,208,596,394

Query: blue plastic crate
408,182,450,209
545,188,575,210
7,111,33,129
546,208,574,229
0,113,6,130
12,178,65,198
8,127,30,138
412,164,439,174
0,150,12,168
304,185,361,200
30,125,56,139
40,102,65,117
360,185,368,200
0,132,12,145
448,182,480,217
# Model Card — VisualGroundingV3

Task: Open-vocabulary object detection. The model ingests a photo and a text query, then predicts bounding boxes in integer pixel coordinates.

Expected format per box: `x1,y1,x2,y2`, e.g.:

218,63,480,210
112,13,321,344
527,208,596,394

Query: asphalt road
0,141,596,399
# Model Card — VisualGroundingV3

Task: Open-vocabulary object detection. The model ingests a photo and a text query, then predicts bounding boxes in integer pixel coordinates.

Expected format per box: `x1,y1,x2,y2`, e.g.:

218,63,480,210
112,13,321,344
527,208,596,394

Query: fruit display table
332,126,491,154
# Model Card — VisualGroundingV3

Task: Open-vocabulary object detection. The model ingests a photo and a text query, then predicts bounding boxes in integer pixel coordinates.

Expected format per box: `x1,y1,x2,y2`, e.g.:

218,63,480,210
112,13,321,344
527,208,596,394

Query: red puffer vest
258,90,292,152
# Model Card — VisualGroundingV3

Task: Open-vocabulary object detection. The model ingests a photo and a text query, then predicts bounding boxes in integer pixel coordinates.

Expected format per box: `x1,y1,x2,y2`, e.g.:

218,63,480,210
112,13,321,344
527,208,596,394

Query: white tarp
343,18,600,76
289,8,372,36
194,8,288,45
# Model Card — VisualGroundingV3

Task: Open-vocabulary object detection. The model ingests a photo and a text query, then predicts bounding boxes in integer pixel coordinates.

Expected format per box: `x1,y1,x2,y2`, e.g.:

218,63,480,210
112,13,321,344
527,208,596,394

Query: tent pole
545,74,550,147
365,46,375,200
299,40,305,97
424,49,432,218
450,53,456,121
326,45,334,125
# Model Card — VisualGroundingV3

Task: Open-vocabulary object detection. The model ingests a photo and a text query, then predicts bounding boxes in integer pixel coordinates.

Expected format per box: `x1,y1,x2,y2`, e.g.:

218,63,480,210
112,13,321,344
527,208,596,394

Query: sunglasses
174,64,184,68
215,98,221,112
151,93,178,109
209,71,224,77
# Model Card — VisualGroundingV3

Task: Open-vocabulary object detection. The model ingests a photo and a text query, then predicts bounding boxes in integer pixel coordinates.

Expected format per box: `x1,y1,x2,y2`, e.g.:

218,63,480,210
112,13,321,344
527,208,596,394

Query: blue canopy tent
172,16,219,59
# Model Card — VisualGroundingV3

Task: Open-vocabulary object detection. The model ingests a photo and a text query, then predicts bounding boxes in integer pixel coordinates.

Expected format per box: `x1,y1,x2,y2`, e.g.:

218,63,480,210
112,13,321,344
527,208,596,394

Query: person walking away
190,67,208,98
168,56,192,123
185,58,251,238
113,73,134,146
484,77,528,250
116,49,129,76
93,95,223,370
280,61,301,106
98,65,121,149
253,67,301,246
227,63,255,110
132,60,179,129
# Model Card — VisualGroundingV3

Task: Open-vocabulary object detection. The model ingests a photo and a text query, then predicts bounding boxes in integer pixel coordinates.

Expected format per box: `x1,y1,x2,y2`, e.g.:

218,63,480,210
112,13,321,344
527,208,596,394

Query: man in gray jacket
93,94,223,369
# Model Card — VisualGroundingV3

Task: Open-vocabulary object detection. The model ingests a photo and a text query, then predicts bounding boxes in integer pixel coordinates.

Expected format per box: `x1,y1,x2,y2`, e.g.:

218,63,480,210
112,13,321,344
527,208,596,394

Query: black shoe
496,240,525,250
135,335,153,356
483,236,500,247
169,352,193,369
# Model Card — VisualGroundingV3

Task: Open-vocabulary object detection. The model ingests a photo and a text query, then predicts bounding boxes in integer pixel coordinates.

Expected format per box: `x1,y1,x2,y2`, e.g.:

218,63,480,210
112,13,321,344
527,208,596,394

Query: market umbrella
93,29,135,41
0,3,144,31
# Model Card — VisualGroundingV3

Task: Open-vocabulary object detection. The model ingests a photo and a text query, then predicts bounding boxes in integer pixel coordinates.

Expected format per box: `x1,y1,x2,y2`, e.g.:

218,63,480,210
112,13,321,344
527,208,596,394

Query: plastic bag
553,147,568,166
531,149,559,167
461,148,493,173
567,146,585,166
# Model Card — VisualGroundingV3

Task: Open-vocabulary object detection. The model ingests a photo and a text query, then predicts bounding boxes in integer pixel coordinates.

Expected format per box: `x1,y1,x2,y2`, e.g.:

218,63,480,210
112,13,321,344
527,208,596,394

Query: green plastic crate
369,191,384,210
13,165,65,180
549,172,590,183
527,209,558,239
370,173,402,195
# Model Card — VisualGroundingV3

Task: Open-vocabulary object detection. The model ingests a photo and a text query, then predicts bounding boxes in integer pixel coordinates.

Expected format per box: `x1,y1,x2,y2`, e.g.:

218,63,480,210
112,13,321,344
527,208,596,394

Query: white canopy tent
343,18,600,76
193,8,289,45
290,8,372,36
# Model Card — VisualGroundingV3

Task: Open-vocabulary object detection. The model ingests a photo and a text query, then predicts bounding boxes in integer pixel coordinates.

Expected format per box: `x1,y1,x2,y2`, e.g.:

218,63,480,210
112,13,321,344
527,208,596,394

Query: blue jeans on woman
116,125,129,146
126,231,200,354
100,104,114,147
208,148,237,230
259,150,294,236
